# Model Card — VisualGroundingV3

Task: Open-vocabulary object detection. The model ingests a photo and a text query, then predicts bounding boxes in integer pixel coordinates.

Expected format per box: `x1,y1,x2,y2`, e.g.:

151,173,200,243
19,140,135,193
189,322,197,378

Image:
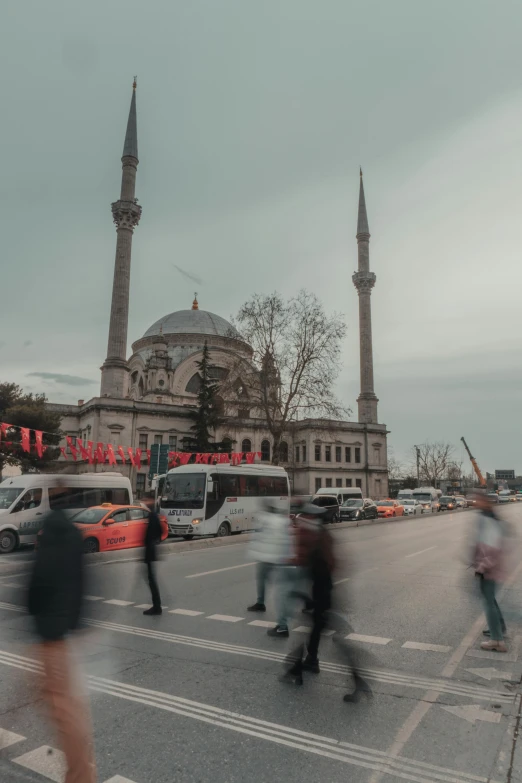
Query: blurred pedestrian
472,493,508,652
282,503,373,702
28,489,96,783
142,497,163,616
247,497,293,637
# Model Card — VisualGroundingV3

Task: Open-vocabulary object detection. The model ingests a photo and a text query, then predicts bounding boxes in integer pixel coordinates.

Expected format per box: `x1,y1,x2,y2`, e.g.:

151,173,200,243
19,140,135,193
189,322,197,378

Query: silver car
402,499,423,516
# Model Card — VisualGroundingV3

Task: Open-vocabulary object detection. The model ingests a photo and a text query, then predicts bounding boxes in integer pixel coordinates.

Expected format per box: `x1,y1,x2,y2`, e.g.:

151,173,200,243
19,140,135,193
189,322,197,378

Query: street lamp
414,445,421,488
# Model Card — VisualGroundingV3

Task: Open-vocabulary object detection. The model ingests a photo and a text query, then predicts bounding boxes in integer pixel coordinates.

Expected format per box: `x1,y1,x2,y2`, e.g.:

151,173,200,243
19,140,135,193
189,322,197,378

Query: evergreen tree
188,343,221,452
0,382,62,475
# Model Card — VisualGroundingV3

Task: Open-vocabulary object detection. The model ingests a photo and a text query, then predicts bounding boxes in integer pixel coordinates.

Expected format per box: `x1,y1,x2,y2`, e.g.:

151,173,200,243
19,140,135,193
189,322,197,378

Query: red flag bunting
0,423,12,442
60,446,68,460
86,441,94,464
106,443,117,466
147,449,151,466
117,446,126,464
21,428,30,453
246,452,256,464
95,442,105,464
179,453,191,465
219,453,230,463
134,448,142,469
35,430,43,458
66,436,78,461
78,440,90,462
127,447,135,467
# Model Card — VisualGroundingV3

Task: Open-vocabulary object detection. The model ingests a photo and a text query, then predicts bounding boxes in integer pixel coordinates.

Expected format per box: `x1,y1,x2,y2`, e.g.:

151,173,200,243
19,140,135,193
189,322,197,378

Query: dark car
439,496,458,512
311,494,340,523
340,498,377,522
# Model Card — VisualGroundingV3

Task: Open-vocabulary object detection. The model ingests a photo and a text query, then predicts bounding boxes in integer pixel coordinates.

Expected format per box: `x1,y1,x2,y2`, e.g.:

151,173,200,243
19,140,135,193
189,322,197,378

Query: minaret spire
352,169,378,423
100,80,142,398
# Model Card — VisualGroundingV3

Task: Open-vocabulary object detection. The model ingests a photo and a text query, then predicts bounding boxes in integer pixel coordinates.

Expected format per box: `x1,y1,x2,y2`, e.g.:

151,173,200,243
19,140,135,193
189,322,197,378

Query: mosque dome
143,306,239,340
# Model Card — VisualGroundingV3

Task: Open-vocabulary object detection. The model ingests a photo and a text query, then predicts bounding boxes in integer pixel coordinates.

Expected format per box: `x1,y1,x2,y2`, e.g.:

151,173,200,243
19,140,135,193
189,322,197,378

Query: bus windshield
162,473,206,509
0,487,23,510
414,493,433,502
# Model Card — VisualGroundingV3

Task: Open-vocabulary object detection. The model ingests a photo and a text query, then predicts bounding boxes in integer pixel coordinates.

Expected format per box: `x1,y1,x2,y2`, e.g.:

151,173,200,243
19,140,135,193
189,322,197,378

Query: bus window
274,476,288,496
220,475,239,497
238,475,259,496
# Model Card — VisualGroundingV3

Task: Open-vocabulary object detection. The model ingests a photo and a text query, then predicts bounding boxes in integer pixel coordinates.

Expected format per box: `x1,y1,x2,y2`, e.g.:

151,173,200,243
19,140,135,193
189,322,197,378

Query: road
1,507,522,783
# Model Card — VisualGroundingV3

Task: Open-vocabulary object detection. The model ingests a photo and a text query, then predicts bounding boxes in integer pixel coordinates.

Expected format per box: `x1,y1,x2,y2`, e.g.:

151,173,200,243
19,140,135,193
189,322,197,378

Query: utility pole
414,445,421,488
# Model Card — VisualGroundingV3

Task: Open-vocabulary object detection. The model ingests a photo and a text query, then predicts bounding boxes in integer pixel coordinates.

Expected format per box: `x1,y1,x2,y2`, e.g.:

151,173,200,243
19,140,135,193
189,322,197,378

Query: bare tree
387,450,406,482
225,291,348,464
413,442,455,487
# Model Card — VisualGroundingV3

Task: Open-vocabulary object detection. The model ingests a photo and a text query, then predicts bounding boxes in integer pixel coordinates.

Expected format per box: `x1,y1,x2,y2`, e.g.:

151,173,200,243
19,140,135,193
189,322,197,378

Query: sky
1,0,521,474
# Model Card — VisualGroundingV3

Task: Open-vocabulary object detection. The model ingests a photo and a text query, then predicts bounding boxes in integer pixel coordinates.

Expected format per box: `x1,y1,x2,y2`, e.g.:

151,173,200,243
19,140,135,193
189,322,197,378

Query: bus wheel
217,522,230,538
0,530,17,554
83,538,99,554
183,535,194,541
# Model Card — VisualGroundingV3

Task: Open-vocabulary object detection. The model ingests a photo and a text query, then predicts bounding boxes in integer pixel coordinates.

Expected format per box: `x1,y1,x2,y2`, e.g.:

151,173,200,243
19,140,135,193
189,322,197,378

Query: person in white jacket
247,497,293,637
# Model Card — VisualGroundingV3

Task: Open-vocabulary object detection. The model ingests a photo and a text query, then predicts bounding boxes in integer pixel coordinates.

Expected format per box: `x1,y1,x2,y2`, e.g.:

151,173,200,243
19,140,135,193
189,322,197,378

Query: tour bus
0,472,133,553
160,463,290,539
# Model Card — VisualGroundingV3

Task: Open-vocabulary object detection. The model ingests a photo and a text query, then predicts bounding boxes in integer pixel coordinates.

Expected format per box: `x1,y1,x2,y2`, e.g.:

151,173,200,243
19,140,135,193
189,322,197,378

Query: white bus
0,472,133,553
412,487,440,513
314,486,363,504
160,463,290,539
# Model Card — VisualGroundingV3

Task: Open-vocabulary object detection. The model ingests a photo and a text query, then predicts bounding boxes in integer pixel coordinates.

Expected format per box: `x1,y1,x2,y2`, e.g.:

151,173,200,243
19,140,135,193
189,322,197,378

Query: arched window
185,373,202,395
279,441,289,462
261,439,271,462
138,377,144,398
242,438,252,453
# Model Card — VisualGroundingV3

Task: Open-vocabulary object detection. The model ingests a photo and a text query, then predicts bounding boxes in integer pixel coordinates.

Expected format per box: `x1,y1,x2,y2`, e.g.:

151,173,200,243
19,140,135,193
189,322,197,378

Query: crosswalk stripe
402,642,452,653
169,609,204,616
207,614,243,623
104,599,134,606
346,633,391,645
104,776,141,782
248,620,276,628
0,728,25,750
13,745,67,782
84,595,104,601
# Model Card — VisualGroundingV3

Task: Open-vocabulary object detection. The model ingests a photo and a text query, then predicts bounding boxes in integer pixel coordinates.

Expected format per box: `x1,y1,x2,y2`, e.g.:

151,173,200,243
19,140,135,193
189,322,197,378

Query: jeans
147,562,161,609
256,562,293,628
480,577,505,641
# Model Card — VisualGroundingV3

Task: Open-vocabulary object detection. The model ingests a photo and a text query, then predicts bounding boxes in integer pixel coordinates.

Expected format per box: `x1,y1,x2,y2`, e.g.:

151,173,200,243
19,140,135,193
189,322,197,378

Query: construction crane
460,437,486,487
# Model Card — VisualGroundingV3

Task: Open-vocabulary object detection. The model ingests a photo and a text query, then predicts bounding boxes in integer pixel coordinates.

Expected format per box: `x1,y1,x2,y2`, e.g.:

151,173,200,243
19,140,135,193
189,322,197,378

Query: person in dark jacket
28,496,96,783
142,498,163,615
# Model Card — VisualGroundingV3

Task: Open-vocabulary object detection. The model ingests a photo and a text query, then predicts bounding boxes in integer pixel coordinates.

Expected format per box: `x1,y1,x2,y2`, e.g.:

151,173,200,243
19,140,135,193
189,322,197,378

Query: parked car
311,494,340,523
339,498,377,522
438,496,458,511
455,496,468,509
376,499,404,518
486,493,500,504
402,499,423,516
69,504,169,554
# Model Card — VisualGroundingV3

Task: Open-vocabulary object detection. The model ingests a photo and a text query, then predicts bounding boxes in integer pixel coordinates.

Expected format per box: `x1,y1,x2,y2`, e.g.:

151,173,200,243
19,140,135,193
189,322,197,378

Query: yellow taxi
70,504,168,554
376,499,405,518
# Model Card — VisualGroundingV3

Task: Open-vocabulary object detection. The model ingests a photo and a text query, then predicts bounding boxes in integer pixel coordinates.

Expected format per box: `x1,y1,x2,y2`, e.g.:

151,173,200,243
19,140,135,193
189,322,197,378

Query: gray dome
143,309,239,340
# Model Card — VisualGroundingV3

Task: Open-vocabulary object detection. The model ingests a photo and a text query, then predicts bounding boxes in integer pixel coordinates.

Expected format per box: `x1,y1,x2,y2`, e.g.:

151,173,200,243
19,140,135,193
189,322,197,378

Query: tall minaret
100,80,142,398
352,169,378,424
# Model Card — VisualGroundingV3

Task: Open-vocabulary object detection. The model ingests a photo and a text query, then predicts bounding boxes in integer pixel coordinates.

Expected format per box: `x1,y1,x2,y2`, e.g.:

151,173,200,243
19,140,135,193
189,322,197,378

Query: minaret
352,168,378,424
100,79,142,398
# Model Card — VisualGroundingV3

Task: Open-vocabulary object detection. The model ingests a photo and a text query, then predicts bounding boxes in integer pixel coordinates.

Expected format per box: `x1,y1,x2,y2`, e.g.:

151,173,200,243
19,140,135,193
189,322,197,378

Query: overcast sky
1,0,521,473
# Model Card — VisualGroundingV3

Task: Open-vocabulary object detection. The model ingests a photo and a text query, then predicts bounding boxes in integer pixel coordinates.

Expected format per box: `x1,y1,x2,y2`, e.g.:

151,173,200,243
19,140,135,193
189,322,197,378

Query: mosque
49,83,389,499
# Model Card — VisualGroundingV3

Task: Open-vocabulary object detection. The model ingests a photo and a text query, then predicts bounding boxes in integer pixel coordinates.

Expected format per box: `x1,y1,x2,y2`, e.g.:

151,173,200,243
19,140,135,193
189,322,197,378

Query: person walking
473,493,508,652
282,503,373,703
142,498,163,616
247,497,293,638
28,491,96,783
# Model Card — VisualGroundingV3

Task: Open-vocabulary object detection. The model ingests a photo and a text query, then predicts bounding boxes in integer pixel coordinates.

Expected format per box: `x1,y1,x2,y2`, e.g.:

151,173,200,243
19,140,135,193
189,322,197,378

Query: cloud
27,372,95,386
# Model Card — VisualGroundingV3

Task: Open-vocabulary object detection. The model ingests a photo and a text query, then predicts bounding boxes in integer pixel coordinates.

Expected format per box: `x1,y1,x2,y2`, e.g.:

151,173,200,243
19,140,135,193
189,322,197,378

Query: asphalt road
1,507,522,783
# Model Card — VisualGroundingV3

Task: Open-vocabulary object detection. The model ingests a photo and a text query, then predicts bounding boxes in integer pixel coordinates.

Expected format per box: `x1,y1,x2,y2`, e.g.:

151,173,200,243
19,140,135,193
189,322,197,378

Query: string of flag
0,421,261,471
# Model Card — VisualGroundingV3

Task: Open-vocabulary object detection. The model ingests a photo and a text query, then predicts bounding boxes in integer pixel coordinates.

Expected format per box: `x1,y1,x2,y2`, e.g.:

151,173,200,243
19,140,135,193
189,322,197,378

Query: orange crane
460,437,486,487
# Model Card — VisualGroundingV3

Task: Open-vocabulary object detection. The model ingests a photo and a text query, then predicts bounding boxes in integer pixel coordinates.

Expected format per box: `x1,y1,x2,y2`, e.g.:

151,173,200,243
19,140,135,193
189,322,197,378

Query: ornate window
242,438,252,453
261,440,271,462
186,373,203,395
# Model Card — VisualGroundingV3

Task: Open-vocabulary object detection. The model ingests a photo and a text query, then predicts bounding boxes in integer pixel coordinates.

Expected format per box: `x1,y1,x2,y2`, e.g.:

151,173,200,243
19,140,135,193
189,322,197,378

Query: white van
397,489,414,501
0,473,133,553
314,486,363,504
412,487,439,514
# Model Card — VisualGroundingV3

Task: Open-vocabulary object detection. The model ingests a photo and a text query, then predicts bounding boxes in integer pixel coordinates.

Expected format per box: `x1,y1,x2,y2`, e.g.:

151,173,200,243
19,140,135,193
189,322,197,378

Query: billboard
495,470,515,480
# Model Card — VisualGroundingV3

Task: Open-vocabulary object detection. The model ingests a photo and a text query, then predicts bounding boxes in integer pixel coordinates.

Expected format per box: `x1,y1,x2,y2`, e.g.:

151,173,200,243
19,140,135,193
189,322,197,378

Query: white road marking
333,577,350,585
104,599,134,606
465,667,514,681
186,562,255,579
135,605,168,610
104,777,141,783
248,620,276,628
0,727,25,749
440,704,502,725
13,745,67,782
347,633,391,645
85,595,104,601
0,582,23,588
0,601,25,612
293,625,312,633
207,614,244,623
402,642,451,653
169,609,204,616
404,546,437,559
